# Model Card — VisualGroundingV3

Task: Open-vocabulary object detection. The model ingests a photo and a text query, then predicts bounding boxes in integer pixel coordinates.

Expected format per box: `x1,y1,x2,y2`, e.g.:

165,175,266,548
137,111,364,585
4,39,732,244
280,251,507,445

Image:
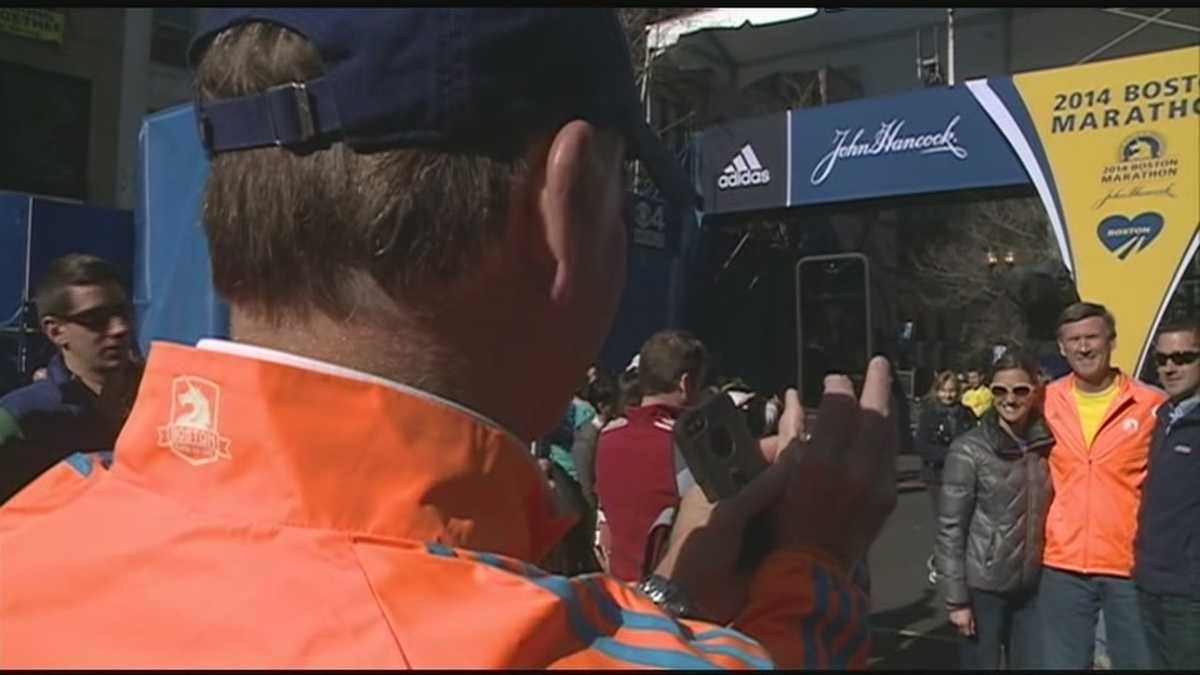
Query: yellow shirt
1072,377,1121,447
961,386,993,418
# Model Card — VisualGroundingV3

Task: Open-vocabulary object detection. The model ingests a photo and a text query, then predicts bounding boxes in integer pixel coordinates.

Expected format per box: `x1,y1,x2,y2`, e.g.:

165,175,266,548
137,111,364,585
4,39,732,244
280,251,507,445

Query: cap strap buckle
265,81,316,146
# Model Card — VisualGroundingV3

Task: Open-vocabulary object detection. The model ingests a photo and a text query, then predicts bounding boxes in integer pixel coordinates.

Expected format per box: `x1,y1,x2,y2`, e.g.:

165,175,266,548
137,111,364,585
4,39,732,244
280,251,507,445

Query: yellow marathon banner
969,47,1200,374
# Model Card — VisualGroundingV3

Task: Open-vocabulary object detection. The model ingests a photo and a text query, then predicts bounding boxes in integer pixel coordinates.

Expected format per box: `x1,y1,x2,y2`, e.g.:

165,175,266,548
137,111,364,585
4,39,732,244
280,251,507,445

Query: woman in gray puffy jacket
935,349,1053,669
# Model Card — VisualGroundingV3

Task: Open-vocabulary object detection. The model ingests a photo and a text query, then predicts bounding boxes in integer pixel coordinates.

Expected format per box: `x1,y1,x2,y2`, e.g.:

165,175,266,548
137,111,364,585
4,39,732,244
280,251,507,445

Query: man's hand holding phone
771,357,898,570
654,356,898,624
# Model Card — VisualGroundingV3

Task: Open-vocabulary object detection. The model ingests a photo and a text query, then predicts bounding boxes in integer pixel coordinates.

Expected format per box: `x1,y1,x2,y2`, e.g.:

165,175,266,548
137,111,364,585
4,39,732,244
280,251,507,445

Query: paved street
867,455,960,670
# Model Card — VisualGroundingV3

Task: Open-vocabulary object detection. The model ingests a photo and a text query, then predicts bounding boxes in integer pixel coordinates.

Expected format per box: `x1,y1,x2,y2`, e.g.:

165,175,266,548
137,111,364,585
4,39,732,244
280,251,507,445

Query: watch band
636,574,695,619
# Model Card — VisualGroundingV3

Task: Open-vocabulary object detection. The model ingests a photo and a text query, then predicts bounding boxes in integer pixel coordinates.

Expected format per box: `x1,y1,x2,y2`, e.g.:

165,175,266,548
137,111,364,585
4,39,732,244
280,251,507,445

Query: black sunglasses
989,384,1034,399
1155,351,1200,367
57,303,132,332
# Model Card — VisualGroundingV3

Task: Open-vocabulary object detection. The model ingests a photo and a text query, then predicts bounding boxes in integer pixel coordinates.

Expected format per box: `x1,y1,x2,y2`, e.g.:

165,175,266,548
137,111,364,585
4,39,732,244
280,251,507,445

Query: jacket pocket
984,531,999,567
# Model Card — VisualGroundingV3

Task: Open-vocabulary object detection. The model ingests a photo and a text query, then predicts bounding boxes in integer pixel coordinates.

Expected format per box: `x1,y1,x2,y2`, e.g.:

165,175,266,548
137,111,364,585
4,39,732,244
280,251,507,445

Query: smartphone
674,392,769,503
794,253,913,452
795,254,872,409
674,392,773,571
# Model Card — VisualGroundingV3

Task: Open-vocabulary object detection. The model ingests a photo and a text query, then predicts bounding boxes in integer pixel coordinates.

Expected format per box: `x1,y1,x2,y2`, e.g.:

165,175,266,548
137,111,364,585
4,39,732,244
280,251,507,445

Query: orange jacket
0,452,109,535
1042,373,1166,577
0,341,870,668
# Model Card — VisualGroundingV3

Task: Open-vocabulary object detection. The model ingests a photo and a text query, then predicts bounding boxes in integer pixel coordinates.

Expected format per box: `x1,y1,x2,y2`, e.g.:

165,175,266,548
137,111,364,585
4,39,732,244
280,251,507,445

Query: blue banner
135,104,229,354
788,86,1029,206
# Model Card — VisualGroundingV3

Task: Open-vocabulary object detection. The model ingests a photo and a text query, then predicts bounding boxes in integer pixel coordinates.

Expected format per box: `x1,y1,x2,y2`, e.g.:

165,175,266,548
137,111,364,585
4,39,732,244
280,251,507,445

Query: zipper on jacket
1026,453,1035,588
1085,454,1092,574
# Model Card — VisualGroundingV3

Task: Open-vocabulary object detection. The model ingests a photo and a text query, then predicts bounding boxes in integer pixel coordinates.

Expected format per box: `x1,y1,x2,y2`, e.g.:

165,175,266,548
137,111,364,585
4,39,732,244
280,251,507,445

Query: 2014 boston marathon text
1050,73,1200,134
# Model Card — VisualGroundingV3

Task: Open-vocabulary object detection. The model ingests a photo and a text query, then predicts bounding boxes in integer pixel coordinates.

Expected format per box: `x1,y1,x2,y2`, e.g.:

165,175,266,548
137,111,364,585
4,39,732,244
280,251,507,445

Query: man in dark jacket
1135,317,1200,669
0,255,137,503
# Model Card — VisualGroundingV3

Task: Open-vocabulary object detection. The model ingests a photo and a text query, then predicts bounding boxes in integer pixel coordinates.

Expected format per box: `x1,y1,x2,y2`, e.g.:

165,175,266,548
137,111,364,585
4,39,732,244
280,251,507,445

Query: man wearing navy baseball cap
0,9,897,668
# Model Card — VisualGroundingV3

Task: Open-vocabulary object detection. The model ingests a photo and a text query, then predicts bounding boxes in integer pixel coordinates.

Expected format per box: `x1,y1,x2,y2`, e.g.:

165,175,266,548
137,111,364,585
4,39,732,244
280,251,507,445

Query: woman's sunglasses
989,384,1034,400
1154,351,1200,367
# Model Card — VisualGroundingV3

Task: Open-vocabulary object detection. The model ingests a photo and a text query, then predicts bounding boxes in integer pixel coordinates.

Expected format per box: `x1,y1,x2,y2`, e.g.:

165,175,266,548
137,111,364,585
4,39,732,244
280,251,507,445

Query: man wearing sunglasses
1039,302,1165,669
0,254,137,504
1134,317,1200,669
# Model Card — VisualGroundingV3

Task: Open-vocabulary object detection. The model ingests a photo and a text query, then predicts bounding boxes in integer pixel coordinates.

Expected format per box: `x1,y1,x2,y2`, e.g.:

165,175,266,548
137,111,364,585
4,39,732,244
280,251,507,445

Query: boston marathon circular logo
1118,132,1165,163
1101,131,1177,186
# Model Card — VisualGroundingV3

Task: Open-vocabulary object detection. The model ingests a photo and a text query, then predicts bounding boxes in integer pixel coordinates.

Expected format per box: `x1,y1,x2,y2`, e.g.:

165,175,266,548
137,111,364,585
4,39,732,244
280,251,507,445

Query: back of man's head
188,9,697,440
190,10,694,326
637,330,709,398
33,254,124,321
194,24,524,324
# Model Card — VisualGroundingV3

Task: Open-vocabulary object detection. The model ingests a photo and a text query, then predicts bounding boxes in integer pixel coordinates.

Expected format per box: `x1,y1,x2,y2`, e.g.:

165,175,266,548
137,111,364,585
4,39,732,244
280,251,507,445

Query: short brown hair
637,330,709,397
33,254,125,320
1157,316,1200,342
1057,302,1116,339
194,23,533,323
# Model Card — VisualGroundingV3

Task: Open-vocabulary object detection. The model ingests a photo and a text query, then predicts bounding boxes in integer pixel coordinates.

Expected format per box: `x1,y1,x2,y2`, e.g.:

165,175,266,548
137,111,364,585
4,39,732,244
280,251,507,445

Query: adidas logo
718,144,771,190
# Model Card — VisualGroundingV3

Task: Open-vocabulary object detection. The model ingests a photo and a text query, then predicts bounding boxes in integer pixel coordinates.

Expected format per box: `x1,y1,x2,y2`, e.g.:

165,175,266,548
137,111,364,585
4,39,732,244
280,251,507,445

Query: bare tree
905,196,1061,360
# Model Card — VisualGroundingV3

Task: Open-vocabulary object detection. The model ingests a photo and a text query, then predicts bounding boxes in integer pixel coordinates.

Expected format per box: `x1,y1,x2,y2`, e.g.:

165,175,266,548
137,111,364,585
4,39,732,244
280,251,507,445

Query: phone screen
795,254,872,409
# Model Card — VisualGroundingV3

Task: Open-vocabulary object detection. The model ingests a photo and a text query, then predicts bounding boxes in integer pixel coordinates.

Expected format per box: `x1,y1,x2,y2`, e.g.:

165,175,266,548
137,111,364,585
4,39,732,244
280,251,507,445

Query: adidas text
718,144,772,190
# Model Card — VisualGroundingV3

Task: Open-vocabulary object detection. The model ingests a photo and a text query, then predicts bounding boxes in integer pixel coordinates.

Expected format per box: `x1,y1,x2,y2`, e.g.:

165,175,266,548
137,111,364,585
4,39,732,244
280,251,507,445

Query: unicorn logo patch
157,376,232,466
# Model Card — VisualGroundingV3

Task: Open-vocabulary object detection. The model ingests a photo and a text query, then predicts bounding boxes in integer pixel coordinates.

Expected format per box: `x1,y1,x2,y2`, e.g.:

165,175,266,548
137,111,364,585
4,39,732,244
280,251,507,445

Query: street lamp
986,249,1016,270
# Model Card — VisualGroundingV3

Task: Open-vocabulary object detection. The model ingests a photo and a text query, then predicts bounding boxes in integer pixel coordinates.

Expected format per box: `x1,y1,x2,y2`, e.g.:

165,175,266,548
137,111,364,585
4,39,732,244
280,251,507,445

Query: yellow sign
1011,47,1200,373
0,8,65,44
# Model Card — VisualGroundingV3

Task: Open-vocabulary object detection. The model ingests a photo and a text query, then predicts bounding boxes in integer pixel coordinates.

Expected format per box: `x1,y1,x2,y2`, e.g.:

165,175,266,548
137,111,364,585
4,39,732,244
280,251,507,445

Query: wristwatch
636,574,695,619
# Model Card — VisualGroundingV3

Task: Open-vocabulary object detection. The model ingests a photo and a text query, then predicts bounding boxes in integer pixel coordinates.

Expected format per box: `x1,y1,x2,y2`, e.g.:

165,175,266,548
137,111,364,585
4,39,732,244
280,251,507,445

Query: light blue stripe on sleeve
466,551,723,669
800,566,831,669
826,574,852,669
582,577,773,670
424,542,458,558
63,452,93,478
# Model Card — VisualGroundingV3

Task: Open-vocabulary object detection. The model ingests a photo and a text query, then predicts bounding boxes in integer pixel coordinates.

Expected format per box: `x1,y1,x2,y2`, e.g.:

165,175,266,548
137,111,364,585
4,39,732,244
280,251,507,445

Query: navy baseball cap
188,8,699,208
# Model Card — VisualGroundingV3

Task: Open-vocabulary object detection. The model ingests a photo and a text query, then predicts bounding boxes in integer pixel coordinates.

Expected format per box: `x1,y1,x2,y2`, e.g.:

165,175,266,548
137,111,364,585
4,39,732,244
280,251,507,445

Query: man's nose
107,315,131,338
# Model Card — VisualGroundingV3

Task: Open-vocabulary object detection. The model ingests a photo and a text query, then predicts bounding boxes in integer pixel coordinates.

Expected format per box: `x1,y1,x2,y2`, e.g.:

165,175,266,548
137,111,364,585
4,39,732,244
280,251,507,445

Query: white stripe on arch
965,79,1073,276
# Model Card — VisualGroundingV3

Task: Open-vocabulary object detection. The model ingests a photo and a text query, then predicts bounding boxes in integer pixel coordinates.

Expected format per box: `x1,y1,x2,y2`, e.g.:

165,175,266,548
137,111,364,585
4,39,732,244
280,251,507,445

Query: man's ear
678,372,692,398
536,120,615,305
1057,339,1067,358
42,316,68,349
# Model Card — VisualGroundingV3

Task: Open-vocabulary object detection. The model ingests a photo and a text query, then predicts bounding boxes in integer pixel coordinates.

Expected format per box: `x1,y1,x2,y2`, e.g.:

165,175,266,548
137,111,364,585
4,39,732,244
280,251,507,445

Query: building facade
0,8,195,210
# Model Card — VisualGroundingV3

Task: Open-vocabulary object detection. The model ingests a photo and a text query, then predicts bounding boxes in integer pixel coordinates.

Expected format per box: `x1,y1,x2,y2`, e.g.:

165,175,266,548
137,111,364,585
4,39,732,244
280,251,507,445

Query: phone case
674,394,770,503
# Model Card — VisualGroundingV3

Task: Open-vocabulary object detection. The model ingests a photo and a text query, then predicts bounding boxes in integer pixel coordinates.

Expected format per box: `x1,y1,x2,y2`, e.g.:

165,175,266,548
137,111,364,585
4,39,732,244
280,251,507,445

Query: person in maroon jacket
594,329,708,582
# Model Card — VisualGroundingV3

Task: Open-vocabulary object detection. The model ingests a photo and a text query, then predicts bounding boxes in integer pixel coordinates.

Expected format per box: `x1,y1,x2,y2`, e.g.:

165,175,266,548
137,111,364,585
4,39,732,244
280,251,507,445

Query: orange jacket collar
112,341,574,562
1046,371,1160,454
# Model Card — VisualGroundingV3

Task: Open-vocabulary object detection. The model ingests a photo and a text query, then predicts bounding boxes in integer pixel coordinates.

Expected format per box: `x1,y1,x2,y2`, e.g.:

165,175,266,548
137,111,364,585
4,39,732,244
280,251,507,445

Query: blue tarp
0,192,135,328
134,104,228,355
0,193,29,328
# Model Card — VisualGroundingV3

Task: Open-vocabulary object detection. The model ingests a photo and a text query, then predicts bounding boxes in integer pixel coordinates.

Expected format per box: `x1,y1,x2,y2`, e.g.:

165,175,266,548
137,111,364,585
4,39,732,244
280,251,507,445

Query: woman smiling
935,349,1054,669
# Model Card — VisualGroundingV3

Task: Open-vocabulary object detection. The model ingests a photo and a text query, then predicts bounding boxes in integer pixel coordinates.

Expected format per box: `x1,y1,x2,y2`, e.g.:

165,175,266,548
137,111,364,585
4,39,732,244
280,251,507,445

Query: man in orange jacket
1040,302,1164,668
0,9,899,669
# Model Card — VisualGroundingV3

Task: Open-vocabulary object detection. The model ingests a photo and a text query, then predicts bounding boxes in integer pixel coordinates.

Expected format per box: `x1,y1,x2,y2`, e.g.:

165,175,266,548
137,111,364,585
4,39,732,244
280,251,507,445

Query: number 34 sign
627,191,680,254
